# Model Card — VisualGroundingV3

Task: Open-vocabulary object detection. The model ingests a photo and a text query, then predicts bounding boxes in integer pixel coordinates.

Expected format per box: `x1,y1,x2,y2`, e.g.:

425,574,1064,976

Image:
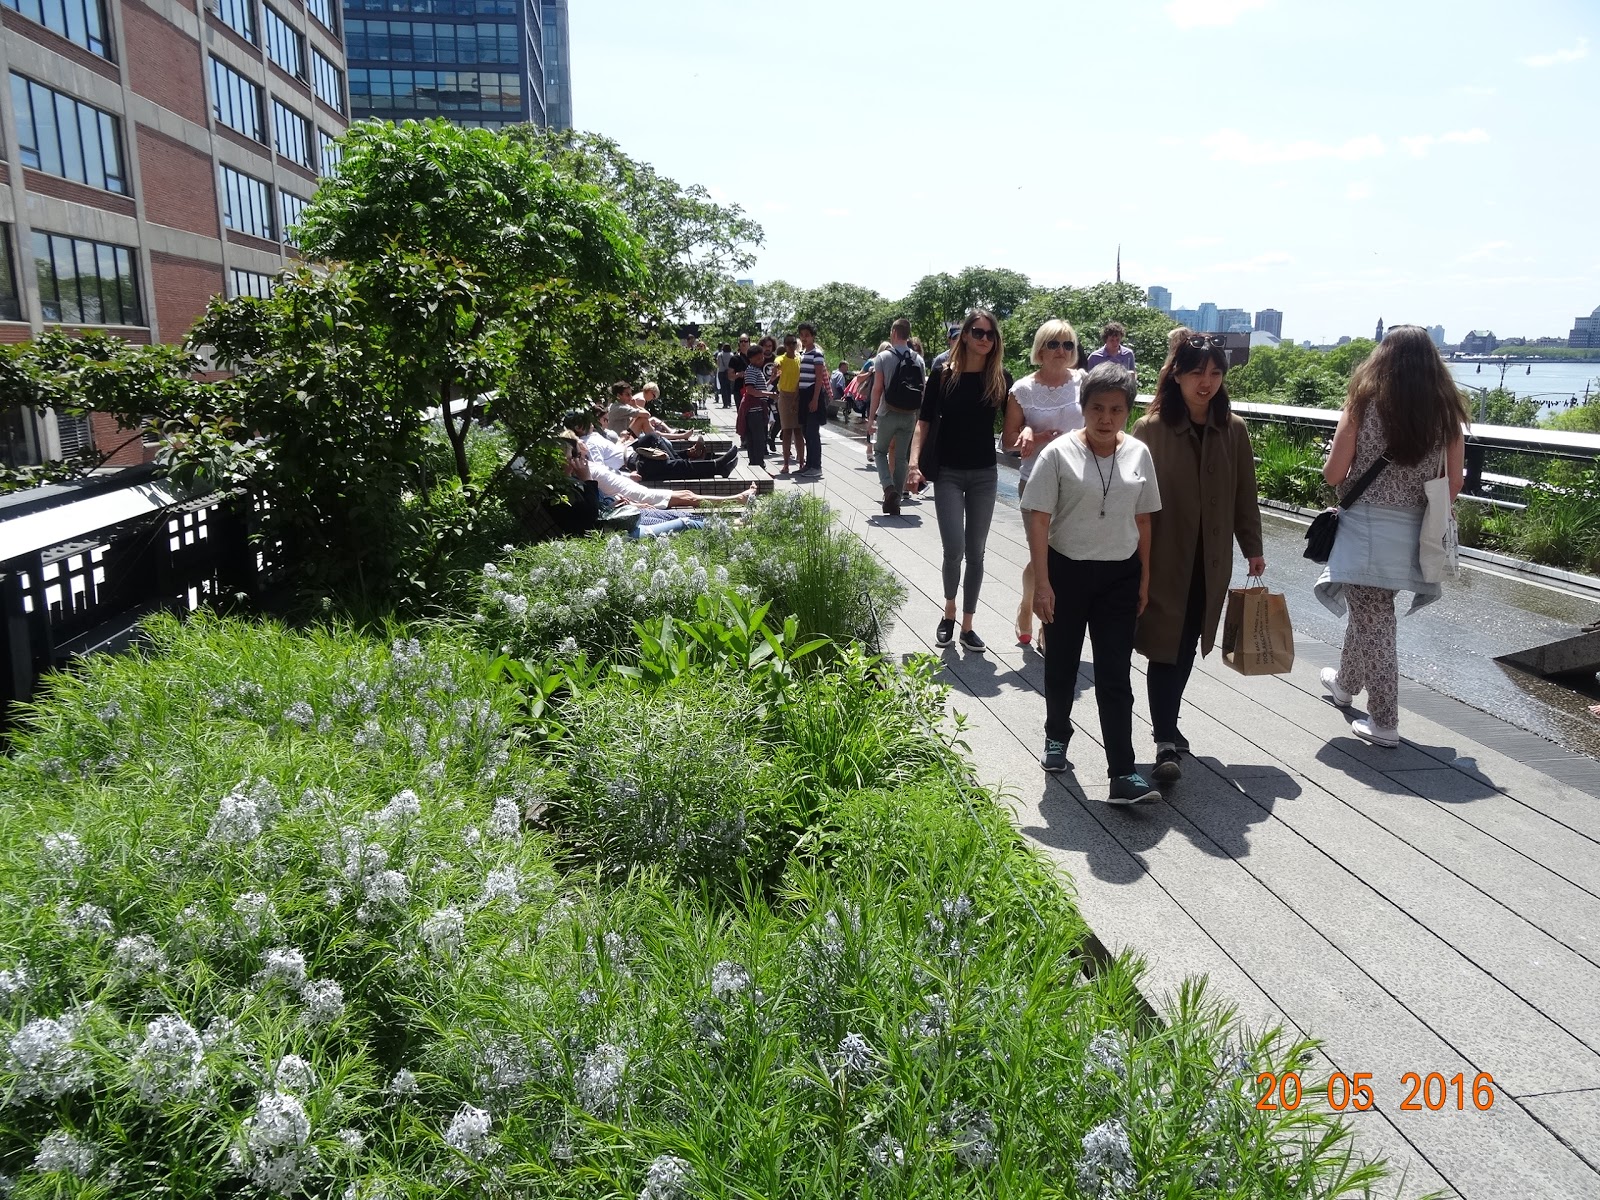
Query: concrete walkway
708,405,1600,1199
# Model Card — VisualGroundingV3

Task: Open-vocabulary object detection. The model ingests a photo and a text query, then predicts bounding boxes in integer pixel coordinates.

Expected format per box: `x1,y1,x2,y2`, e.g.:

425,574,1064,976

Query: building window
345,19,518,64
271,99,313,169
2,0,110,59
304,0,335,35
33,231,142,326
210,57,264,141
262,6,305,78
0,226,21,321
350,68,520,114
315,127,343,174
10,74,127,194
279,191,309,245
219,164,274,240
215,0,256,43
230,268,274,299
311,50,344,113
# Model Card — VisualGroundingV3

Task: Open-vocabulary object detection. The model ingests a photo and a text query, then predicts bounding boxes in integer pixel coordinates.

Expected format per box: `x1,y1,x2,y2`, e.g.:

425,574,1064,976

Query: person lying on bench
620,409,738,479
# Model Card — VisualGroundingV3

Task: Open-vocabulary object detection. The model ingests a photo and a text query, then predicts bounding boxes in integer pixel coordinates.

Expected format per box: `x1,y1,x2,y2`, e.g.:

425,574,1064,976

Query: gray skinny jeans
933,465,998,614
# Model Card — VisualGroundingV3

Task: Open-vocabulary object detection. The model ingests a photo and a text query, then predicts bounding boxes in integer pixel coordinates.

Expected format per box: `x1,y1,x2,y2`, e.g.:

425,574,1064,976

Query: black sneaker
1041,739,1070,772
934,618,956,647
1107,773,1161,805
882,487,901,516
1172,730,1190,754
1153,743,1182,783
959,629,986,653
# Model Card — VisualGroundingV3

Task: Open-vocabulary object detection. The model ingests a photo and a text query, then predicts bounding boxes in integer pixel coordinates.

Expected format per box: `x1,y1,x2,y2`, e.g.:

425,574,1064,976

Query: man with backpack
866,317,925,516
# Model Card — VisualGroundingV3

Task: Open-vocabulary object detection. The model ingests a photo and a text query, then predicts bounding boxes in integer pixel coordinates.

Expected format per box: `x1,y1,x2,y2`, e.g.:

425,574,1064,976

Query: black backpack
884,347,926,410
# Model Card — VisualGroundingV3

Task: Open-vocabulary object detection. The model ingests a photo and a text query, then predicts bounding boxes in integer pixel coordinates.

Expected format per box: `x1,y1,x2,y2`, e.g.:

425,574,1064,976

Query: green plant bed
467,493,905,663
0,609,1386,1198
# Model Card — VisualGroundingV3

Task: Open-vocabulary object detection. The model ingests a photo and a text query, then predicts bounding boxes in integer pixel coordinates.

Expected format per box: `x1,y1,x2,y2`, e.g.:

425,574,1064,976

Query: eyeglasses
1045,339,1075,351
1185,334,1227,349
967,327,996,342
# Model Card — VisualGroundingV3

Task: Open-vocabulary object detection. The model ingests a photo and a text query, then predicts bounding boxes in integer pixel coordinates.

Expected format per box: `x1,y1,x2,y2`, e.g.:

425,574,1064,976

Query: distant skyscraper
1195,302,1220,333
1146,286,1172,314
1375,317,1385,341
1254,309,1284,338
345,0,565,129
540,0,572,130
1217,307,1251,333
1428,325,1446,348
1172,307,1200,329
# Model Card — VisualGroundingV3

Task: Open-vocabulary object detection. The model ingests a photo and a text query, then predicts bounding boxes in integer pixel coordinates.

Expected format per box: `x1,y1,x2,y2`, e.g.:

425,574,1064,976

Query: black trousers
638,445,738,481
1146,552,1207,745
801,402,823,470
743,410,768,469
1044,549,1140,779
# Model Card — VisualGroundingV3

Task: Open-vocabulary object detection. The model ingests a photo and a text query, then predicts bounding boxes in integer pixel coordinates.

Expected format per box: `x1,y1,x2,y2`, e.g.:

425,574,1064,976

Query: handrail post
1463,441,1486,496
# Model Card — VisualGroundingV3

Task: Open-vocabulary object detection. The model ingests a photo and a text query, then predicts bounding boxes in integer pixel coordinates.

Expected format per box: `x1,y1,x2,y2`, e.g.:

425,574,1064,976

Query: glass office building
344,0,568,130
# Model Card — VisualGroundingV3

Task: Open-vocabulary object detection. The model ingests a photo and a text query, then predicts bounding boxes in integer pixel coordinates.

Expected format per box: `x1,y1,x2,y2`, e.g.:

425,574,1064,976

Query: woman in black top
908,308,1013,652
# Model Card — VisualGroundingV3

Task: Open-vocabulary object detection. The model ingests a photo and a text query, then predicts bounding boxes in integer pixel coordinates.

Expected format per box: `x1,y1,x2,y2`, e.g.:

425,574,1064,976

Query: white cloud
1345,181,1374,202
1400,128,1491,157
1452,85,1497,96
822,207,850,218
1179,235,1224,248
1521,36,1588,67
1053,218,1081,231
1164,0,1269,29
1201,129,1385,165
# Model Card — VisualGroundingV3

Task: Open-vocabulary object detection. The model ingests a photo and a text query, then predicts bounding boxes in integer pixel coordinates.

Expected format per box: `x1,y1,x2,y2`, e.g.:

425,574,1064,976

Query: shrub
698,492,905,650
1249,424,1330,509
466,495,905,663
550,671,795,890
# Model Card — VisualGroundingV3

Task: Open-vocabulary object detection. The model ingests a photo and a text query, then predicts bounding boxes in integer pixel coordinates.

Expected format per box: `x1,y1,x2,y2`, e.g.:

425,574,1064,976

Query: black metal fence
1,470,273,722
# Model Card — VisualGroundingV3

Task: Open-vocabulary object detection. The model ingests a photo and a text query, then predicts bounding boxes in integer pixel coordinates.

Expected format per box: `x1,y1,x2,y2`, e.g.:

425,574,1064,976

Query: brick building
0,0,349,468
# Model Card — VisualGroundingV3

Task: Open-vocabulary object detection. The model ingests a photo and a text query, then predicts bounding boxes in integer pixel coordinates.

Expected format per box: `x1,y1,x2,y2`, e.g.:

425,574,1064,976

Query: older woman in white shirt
1002,318,1085,647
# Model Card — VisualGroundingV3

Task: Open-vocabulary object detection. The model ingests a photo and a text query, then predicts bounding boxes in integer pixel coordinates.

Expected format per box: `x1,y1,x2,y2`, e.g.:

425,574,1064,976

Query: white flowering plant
0,607,1385,1197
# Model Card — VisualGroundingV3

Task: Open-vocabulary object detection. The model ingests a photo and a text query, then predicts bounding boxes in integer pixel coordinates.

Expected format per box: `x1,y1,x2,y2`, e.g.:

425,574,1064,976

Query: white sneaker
1320,667,1353,707
1350,718,1399,748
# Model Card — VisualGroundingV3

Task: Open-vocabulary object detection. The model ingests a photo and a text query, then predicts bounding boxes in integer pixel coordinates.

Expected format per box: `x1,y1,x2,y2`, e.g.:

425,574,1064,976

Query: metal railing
1229,400,1600,497
1,471,270,721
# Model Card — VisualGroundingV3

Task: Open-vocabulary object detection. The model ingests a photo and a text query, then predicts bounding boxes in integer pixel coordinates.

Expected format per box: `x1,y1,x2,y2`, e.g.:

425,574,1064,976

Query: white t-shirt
1010,371,1086,487
585,430,625,472
591,463,671,509
1020,432,1162,561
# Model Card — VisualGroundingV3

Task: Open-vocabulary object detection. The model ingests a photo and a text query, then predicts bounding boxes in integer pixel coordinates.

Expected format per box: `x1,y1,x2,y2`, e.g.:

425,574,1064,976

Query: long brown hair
1151,330,1231,427
1346,326,1468,466
944,308,1007,406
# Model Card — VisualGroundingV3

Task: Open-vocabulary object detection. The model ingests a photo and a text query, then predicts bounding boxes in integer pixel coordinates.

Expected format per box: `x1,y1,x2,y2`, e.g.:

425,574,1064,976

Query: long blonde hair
944,308,1006,406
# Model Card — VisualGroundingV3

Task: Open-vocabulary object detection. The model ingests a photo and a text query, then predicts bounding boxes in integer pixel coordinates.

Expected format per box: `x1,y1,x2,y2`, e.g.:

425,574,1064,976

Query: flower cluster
7,1015,92,1100
230,1090,318,1194
130,1014,206,1103
639,1153,691,1200
443,1104,495,1160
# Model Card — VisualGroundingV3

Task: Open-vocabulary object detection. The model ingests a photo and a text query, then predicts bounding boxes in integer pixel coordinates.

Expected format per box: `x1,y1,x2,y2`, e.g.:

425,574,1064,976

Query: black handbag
1303,455,1390,563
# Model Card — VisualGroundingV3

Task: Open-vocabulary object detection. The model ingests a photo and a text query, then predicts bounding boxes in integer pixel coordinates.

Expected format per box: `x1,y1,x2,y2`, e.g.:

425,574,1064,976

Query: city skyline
569,0,1598,343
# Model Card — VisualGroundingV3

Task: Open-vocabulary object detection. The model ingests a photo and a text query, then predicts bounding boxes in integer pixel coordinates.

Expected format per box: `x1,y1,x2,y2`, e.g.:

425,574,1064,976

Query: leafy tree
794,281,894,362
1323,338,1377,378
903,266,1034,350
507,127,763,324
0,332,245,494
1001,281,1175,391
191,119,646,610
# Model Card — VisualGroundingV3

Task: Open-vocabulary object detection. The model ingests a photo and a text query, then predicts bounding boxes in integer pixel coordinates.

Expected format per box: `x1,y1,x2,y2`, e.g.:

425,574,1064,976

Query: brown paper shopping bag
1221,584,1295,676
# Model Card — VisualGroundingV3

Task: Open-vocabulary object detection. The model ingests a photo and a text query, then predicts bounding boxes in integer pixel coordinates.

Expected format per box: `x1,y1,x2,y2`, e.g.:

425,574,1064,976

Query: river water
1447,360,1600,409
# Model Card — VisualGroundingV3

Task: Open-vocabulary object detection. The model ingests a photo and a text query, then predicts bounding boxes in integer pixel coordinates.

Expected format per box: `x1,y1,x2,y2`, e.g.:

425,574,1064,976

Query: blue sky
570,0,1598,345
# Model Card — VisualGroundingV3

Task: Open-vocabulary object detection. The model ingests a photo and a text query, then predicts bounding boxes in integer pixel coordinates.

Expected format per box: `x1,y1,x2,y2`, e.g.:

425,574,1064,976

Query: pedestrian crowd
558,312,1468,807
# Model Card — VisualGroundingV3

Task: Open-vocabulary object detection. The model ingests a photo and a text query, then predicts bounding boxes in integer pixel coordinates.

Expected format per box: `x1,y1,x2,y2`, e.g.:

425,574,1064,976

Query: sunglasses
966,327,996,342
1185,334,1227,349
1045,339,1075,351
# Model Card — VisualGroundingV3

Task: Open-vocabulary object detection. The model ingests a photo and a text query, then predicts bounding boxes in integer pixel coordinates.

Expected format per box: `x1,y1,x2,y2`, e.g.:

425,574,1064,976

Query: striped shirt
798,346,827,394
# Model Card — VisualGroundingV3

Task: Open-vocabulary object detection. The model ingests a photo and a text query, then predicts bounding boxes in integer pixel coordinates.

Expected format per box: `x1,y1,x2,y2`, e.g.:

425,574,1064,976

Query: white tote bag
1418,448,1459,583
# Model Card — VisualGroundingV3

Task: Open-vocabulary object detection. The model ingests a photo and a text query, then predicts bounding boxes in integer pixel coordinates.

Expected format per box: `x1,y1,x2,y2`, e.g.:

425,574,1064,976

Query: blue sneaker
1041,740,1070,773
1107,773,1161,805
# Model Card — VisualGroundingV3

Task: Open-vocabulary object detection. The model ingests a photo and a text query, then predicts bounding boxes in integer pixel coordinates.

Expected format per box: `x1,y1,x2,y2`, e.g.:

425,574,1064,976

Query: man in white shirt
567,410,626,472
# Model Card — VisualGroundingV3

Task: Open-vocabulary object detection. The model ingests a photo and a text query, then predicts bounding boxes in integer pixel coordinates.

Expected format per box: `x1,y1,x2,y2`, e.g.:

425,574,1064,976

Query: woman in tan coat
1132,332,1265,782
